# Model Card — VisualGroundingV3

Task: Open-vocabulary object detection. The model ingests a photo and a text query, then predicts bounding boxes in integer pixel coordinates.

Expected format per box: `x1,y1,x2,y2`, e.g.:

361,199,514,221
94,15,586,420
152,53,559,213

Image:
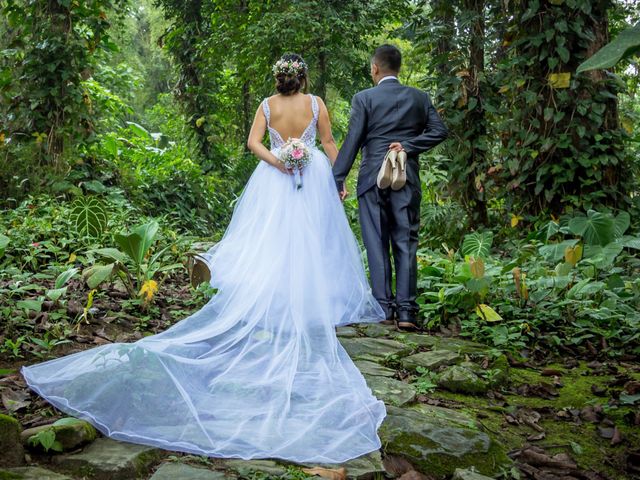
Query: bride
21,53,388,464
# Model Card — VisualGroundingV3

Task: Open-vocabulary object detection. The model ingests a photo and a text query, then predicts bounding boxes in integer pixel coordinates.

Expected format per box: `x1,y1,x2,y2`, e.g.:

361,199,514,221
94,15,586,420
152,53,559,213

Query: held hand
339,186,349,201
274,161,294,175
389,142,404,152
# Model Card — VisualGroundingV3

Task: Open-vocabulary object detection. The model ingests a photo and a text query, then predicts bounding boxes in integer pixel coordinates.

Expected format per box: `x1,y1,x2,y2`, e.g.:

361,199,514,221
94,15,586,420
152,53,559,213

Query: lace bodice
262,94,319,150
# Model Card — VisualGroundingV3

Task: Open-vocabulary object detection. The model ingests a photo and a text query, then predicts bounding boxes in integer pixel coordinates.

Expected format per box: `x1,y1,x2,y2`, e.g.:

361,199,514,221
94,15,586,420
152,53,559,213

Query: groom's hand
339,186,349,201
389,142,404,152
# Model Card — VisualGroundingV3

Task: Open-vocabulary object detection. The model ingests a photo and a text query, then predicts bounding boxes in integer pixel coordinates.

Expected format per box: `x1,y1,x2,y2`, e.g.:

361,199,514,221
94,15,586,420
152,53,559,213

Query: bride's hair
273,53,308,96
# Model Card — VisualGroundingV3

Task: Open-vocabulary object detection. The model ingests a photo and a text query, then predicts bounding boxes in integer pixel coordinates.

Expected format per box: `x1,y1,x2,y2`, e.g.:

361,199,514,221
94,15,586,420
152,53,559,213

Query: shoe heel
391,151,407,190
376,150,396,189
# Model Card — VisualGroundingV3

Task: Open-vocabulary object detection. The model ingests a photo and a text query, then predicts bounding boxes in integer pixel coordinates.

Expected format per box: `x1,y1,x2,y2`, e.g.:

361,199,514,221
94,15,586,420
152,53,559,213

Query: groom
333,44,448,331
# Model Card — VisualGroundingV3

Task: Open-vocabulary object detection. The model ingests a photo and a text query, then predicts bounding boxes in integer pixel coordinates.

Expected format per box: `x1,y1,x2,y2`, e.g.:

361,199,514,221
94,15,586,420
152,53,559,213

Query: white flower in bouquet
279,138,311,190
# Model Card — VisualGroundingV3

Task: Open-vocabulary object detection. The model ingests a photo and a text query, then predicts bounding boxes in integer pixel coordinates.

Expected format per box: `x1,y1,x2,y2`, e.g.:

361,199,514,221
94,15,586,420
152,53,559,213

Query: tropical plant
83,220,183,306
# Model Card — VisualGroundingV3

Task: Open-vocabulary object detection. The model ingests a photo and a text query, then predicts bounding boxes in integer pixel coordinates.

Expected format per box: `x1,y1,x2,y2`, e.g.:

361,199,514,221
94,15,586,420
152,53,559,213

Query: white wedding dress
21,94,388,463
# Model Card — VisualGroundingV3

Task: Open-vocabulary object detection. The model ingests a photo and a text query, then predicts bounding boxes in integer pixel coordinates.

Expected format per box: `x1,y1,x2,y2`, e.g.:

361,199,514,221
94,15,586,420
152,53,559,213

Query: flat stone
401,350,461,371
379,404,509,477
354,360,396,377
22,418,97,452
453,467,496,479
390,332,440,348
312,450,385,479
390,333,487,354
339,337,411,362
336,326,358,338
151,463,228,480
222,459,287,477
0,413,24,467
0,466,73,479
53,437,164,480
359,323,393,338
364,376,416,407
438,365,489,394
435,338,488,355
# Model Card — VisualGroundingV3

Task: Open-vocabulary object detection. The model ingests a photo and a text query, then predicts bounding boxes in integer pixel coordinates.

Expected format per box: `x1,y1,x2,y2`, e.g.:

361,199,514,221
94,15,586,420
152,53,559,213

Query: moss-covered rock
354,360,396,377
22,418,97,452
0,466,73,480
379,405,509,478
53,437,164,480
363,375,416,407
339,337,412,362
401,350,461,371
0,414,24,467
437,365,488,394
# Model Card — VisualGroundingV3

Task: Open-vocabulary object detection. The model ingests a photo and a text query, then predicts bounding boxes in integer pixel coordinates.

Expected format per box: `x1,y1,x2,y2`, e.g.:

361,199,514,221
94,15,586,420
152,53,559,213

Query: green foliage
461,232,494,259
413,366,439,394
414,0,634,220
417,209,640,356
70,197,109,239
84,220,183,305
577,22,640,72
0,0,130,166
28,428,63,453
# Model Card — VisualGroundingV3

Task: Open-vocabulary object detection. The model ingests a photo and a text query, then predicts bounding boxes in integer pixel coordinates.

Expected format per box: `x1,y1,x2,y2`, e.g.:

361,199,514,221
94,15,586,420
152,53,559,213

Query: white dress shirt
377,75,398,85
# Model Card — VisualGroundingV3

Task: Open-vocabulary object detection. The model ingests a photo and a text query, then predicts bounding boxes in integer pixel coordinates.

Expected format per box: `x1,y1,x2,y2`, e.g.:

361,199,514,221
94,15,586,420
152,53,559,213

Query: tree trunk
463,0,488,226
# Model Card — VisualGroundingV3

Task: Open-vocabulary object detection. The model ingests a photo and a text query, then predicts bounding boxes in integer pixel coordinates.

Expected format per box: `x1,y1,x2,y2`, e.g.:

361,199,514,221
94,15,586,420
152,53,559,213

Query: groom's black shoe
396,310,420,331
380,306,396,325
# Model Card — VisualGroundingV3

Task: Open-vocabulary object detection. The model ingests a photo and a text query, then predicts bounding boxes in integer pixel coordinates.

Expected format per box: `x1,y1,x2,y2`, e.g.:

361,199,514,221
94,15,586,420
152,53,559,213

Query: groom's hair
372,44,401,73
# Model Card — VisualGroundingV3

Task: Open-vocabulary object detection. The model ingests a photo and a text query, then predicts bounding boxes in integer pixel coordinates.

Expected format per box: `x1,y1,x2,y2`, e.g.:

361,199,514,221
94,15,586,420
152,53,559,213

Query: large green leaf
461,231,494,258
583,242,624,268
46,287,67,302
0,234,8,258
54,267,79,289
16,299,43,312
115,232,144,265
614,211,630,238
538,239,579,262
83,264,115,289
577,23,640,73
619,235,640,250
114,221,158,267
70,196,107,238
88,248,128,263
126,121,152,139
568,210,615,246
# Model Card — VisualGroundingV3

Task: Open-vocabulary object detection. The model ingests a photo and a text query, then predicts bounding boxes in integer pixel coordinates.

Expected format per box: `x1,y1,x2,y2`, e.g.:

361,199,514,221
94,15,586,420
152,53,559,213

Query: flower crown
272,58,307,78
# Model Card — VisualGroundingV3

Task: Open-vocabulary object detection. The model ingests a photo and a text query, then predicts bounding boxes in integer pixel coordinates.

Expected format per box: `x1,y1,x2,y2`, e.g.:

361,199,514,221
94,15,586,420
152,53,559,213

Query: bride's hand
273,161,293,175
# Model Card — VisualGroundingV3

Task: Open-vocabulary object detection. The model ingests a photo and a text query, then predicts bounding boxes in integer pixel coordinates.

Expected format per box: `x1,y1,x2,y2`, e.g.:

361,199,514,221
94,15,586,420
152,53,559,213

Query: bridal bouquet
279,138,311,190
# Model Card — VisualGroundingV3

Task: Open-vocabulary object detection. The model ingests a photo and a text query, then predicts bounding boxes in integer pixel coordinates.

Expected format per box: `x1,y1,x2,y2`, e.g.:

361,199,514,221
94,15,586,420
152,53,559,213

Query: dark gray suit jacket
333,78,448,197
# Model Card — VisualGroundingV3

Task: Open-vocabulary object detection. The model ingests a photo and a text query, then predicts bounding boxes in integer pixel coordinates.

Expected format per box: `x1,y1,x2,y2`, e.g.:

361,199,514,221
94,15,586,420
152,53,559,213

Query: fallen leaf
301,467,346,480
1,388,31,412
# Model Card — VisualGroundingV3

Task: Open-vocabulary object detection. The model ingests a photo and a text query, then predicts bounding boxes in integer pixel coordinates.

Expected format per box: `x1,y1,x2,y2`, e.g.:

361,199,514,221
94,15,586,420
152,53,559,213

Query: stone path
1,324,510,479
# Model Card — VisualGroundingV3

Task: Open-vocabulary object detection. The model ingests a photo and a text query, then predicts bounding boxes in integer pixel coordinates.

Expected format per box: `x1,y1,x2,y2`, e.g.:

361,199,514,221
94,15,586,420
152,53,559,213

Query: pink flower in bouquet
292,148,304,160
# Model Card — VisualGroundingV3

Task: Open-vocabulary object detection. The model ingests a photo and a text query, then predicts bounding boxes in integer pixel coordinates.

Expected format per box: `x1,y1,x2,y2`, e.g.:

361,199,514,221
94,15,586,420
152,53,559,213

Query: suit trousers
358,181,421,316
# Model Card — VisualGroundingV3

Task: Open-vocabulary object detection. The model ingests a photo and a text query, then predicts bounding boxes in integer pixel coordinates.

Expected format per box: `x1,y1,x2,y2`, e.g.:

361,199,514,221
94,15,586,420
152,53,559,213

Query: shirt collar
377,75,399,85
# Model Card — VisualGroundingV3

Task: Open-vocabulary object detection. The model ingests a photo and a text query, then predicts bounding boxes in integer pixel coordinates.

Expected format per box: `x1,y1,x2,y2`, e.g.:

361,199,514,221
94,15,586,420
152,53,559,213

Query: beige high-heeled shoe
391,150,407,190
377,149,397,189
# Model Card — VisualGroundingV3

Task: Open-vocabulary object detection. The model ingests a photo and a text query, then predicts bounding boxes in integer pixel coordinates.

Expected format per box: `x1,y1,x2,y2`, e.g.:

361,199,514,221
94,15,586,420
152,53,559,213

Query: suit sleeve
332,93,367,191
402,92,448,156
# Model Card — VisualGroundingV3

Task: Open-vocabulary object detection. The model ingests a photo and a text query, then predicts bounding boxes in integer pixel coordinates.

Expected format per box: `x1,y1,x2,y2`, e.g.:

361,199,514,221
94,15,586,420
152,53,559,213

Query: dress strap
309,94,319,121
262,98,271,124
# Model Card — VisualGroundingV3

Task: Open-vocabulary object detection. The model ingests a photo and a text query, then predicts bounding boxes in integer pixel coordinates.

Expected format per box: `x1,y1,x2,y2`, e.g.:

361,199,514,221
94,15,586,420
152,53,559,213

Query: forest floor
0,271,639,480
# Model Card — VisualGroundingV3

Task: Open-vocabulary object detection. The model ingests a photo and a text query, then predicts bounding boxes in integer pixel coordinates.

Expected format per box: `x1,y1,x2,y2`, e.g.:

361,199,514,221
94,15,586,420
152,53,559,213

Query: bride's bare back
266,93,314,140
247,91,339,171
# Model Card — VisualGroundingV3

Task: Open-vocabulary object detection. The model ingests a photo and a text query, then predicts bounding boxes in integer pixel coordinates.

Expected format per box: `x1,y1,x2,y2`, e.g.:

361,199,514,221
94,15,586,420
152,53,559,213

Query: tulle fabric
21,139,388,463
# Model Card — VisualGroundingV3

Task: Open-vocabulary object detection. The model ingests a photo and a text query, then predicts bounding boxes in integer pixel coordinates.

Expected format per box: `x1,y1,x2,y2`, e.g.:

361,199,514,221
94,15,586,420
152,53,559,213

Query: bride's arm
247,103,289,174
316,96,338,165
